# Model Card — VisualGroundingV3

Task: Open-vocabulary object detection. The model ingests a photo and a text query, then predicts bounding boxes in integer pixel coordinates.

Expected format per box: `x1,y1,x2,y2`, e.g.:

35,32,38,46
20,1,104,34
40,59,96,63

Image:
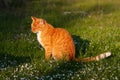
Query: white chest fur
37,31,44,46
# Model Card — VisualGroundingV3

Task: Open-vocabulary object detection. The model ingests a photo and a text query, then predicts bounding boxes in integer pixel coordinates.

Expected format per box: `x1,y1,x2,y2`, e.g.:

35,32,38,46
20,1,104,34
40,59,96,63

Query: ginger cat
31,16,111,62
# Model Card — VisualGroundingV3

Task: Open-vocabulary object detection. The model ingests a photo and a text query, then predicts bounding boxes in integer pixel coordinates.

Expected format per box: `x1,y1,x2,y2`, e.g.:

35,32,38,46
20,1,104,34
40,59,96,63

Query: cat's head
31,16,46,33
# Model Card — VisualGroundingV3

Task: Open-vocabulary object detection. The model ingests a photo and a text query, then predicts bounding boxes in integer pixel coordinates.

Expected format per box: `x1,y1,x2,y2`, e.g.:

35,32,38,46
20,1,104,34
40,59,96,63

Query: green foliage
0,0,120,79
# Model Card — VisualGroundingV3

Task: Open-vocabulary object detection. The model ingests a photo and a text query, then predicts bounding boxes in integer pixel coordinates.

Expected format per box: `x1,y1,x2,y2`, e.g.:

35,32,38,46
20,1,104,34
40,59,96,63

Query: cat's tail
75,52,111,62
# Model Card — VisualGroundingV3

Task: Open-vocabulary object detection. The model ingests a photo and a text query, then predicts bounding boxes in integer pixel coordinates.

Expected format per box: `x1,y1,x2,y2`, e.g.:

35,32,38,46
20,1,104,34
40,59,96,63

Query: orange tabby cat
31,16,111,62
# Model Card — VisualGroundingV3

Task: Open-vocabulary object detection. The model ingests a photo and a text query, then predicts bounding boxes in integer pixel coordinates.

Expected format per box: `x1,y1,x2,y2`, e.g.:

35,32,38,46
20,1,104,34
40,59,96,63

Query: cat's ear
39,19,46,25
31,16,37,21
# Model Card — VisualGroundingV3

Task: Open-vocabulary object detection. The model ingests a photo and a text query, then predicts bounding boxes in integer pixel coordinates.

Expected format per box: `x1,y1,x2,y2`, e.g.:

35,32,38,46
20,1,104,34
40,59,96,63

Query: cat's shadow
72,35,90,58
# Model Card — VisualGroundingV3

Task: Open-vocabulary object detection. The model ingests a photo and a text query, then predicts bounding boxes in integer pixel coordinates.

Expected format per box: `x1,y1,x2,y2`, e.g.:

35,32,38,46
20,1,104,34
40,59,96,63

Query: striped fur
31,16,111,62
75,52,111,62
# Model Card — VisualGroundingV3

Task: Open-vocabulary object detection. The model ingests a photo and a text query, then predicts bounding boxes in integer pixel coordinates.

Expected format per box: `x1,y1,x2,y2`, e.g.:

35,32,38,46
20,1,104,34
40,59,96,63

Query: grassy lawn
0,0,120,80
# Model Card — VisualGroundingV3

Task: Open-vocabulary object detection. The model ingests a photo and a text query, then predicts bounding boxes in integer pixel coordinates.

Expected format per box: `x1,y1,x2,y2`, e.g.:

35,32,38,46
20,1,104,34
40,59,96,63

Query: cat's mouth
31,28,37,33
31,29,37,33
36,32,39,34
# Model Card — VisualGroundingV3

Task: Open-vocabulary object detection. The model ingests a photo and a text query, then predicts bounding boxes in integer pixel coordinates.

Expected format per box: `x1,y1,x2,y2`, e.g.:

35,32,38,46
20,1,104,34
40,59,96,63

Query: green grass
0,0,120,80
